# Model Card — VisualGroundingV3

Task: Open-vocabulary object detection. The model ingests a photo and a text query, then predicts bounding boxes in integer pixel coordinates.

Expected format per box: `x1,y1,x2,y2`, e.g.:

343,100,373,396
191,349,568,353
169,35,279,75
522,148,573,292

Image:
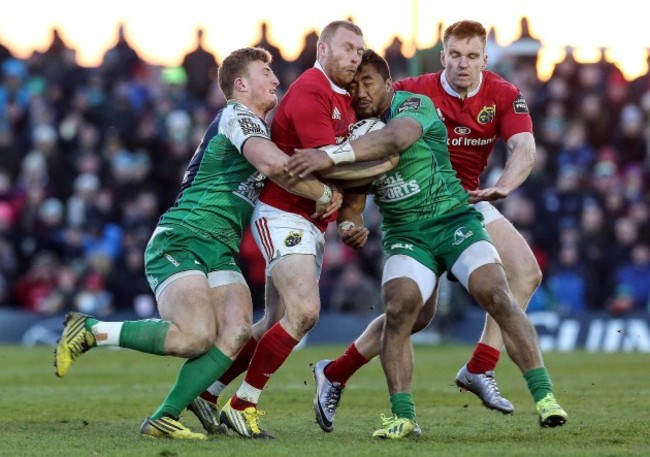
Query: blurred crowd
0,19,649,321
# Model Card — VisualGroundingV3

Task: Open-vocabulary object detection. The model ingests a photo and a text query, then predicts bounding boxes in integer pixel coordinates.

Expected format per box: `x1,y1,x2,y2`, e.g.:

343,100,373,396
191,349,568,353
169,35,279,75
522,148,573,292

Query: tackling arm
467,132,536,203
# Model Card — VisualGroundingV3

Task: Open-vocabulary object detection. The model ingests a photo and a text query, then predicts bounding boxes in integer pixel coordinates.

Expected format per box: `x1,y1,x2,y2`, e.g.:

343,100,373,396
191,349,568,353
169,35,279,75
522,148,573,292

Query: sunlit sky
1,0,649,81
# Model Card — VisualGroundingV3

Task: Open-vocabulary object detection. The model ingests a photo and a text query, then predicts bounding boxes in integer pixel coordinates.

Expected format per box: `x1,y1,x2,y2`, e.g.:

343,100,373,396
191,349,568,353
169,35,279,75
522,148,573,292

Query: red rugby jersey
394,70,532,191
260,65,356,231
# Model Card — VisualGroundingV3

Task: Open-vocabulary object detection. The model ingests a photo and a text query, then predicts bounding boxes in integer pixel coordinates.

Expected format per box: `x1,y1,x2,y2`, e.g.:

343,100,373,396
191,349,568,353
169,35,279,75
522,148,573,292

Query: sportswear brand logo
452,226,474,246
165,254,180,267
454,126,471,135
332,107,341,120
390,243,413,250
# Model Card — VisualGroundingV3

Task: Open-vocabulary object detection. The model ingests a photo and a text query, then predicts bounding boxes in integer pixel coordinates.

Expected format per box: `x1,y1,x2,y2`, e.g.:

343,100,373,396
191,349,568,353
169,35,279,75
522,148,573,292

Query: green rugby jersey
369,91,468,227
159,101,268,250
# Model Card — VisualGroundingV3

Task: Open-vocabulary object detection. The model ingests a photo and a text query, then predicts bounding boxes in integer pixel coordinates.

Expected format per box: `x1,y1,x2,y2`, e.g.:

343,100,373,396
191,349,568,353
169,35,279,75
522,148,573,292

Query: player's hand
339,223,369,249
311,183,343,219
286,148,334,178
467,187,511,204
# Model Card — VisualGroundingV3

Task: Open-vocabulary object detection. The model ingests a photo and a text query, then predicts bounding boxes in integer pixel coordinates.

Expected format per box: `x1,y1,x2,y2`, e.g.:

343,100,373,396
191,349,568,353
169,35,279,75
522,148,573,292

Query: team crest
284,231,303,247
452,226,474,246
476,105,496,124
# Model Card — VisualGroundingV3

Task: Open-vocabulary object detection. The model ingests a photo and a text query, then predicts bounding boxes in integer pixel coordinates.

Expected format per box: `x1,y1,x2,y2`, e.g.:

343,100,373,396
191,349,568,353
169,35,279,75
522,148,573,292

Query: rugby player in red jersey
310,20,556,430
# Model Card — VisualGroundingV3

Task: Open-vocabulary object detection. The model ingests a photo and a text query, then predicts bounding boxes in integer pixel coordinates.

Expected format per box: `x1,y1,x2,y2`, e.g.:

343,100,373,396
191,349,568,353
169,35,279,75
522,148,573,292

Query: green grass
0,344,648,456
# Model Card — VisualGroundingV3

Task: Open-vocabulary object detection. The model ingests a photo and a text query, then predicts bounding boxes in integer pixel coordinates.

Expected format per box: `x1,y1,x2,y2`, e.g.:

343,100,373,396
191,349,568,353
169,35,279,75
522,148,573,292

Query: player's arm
467,132,535,203
243,137,342,218
337,188,369,249
286,117,421,178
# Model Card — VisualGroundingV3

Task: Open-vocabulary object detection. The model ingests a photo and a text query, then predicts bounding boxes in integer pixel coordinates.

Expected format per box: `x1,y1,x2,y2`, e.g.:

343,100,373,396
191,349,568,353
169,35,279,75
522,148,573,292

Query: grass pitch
0,344,648,457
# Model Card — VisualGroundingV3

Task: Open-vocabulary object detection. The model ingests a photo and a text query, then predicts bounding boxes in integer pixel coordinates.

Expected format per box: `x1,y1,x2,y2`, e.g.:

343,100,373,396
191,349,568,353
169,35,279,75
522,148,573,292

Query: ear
386,77,392,93
440,50,446,68
317,40,327,58
234,76,247,93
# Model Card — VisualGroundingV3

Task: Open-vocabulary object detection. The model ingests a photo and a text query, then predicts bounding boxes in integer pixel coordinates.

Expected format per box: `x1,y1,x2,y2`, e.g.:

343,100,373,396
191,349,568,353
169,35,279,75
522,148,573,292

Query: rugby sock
467,342,500,373
152,346,233,420
118,319,171,355
231,323,298,409
200,336,258,403
390,392,416,421
324,343,369,386
523,367,553,403
89,322,122,346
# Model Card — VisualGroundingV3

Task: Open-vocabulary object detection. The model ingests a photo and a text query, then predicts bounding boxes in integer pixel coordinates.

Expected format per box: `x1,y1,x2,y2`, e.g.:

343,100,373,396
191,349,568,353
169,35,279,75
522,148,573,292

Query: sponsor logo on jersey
513,93,529,114
284,231,303,247
332,107,341,120
452,226,474,246
234,171,266,206
454,126,471,135
389,242,414,251
238,117,266,136
476,105,496,124
397,96,421,113
374,172,421,202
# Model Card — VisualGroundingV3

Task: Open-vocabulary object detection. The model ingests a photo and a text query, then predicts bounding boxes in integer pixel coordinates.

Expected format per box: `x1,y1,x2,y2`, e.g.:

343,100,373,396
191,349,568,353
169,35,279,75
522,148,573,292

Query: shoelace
243,408,266,434
482,371,503,396
379,413,398,427
325,384,342,412
69,334,92,359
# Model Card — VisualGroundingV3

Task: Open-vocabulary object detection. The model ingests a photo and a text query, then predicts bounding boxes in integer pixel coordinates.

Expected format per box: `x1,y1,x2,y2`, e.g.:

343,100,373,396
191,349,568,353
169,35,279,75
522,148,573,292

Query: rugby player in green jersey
53,47,342,440
287,49,567,438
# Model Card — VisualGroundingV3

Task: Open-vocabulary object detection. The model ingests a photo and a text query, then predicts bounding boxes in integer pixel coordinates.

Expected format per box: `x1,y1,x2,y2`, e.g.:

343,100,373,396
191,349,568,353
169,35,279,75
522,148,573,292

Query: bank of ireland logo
452,226,474,246
284,231,303,247
477,105,496,124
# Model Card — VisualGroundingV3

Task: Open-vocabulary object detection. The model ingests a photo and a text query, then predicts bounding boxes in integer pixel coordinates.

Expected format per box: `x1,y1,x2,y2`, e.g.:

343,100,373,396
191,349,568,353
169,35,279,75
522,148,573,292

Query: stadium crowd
0,19,649,320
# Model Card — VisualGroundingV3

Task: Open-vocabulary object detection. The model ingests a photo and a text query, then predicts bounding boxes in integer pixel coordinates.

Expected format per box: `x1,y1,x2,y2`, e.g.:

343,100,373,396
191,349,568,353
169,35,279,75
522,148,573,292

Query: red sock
324,343,369,386
242,322,298,391
199,337,258,404
467,342,501,373
220,336,258,385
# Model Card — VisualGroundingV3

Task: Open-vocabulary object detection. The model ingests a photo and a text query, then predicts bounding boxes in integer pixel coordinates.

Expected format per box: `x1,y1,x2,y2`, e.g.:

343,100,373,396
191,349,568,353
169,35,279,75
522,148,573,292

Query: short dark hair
218,47,272,99
359,49,391,81
443,20,487,49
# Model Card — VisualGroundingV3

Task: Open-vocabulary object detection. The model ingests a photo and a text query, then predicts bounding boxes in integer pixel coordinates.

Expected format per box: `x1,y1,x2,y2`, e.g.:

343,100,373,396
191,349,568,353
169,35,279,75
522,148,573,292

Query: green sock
390,392,416,421
524,367,553,403
119,319,171,355
151,347,233,420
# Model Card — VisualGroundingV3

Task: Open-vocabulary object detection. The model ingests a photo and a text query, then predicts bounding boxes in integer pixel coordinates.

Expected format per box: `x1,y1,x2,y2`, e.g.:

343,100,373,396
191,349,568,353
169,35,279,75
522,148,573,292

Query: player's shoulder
393,90,435,111
481,70,520,95
394,72,440,91
288,68,332,93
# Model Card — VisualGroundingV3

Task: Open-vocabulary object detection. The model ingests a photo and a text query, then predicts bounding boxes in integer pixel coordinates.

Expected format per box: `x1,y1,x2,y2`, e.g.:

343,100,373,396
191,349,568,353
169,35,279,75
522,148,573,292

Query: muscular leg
468,263,543,373
479,218,542,350
380,278,423,394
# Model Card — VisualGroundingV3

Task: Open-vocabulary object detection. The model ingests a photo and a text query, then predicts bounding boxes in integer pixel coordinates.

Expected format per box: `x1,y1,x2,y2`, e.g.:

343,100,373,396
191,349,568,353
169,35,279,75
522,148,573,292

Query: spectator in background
253,22,289,87
609,243,650,314
408,21,444,76
182,28,219,104
101,23,143,89
546,243,591,315
290,30,319,80
329,262,381,315
383,36,408,81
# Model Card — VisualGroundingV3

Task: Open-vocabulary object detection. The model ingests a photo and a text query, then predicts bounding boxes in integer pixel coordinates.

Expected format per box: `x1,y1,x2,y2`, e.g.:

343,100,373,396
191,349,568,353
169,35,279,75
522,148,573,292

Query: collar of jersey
313,61,349,95
441,70,483,99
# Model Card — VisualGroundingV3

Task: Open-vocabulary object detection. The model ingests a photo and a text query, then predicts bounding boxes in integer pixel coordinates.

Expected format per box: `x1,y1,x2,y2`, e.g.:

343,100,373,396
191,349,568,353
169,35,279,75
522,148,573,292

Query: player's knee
385,297,419,329
295,309,319,334
476,283,514,317
178,332,215,358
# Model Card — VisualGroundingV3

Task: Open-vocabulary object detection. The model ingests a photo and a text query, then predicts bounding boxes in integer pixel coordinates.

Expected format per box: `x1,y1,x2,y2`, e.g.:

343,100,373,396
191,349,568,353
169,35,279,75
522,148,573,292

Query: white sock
207,381,227,397
235,381,262,405
91,322,124,346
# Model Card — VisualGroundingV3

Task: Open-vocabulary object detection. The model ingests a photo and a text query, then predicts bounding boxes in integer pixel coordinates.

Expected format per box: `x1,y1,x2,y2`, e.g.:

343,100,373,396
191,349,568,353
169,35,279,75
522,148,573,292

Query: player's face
441,35,487,95
349,64,392,119
321,28,365,87
246,61,280,114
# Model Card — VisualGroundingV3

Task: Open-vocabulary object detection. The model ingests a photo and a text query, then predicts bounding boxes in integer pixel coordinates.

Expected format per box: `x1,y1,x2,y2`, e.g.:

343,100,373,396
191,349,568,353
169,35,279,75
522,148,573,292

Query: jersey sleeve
221,104,271,154
286,83,337,148
497,85,533,141
392,94,441,136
